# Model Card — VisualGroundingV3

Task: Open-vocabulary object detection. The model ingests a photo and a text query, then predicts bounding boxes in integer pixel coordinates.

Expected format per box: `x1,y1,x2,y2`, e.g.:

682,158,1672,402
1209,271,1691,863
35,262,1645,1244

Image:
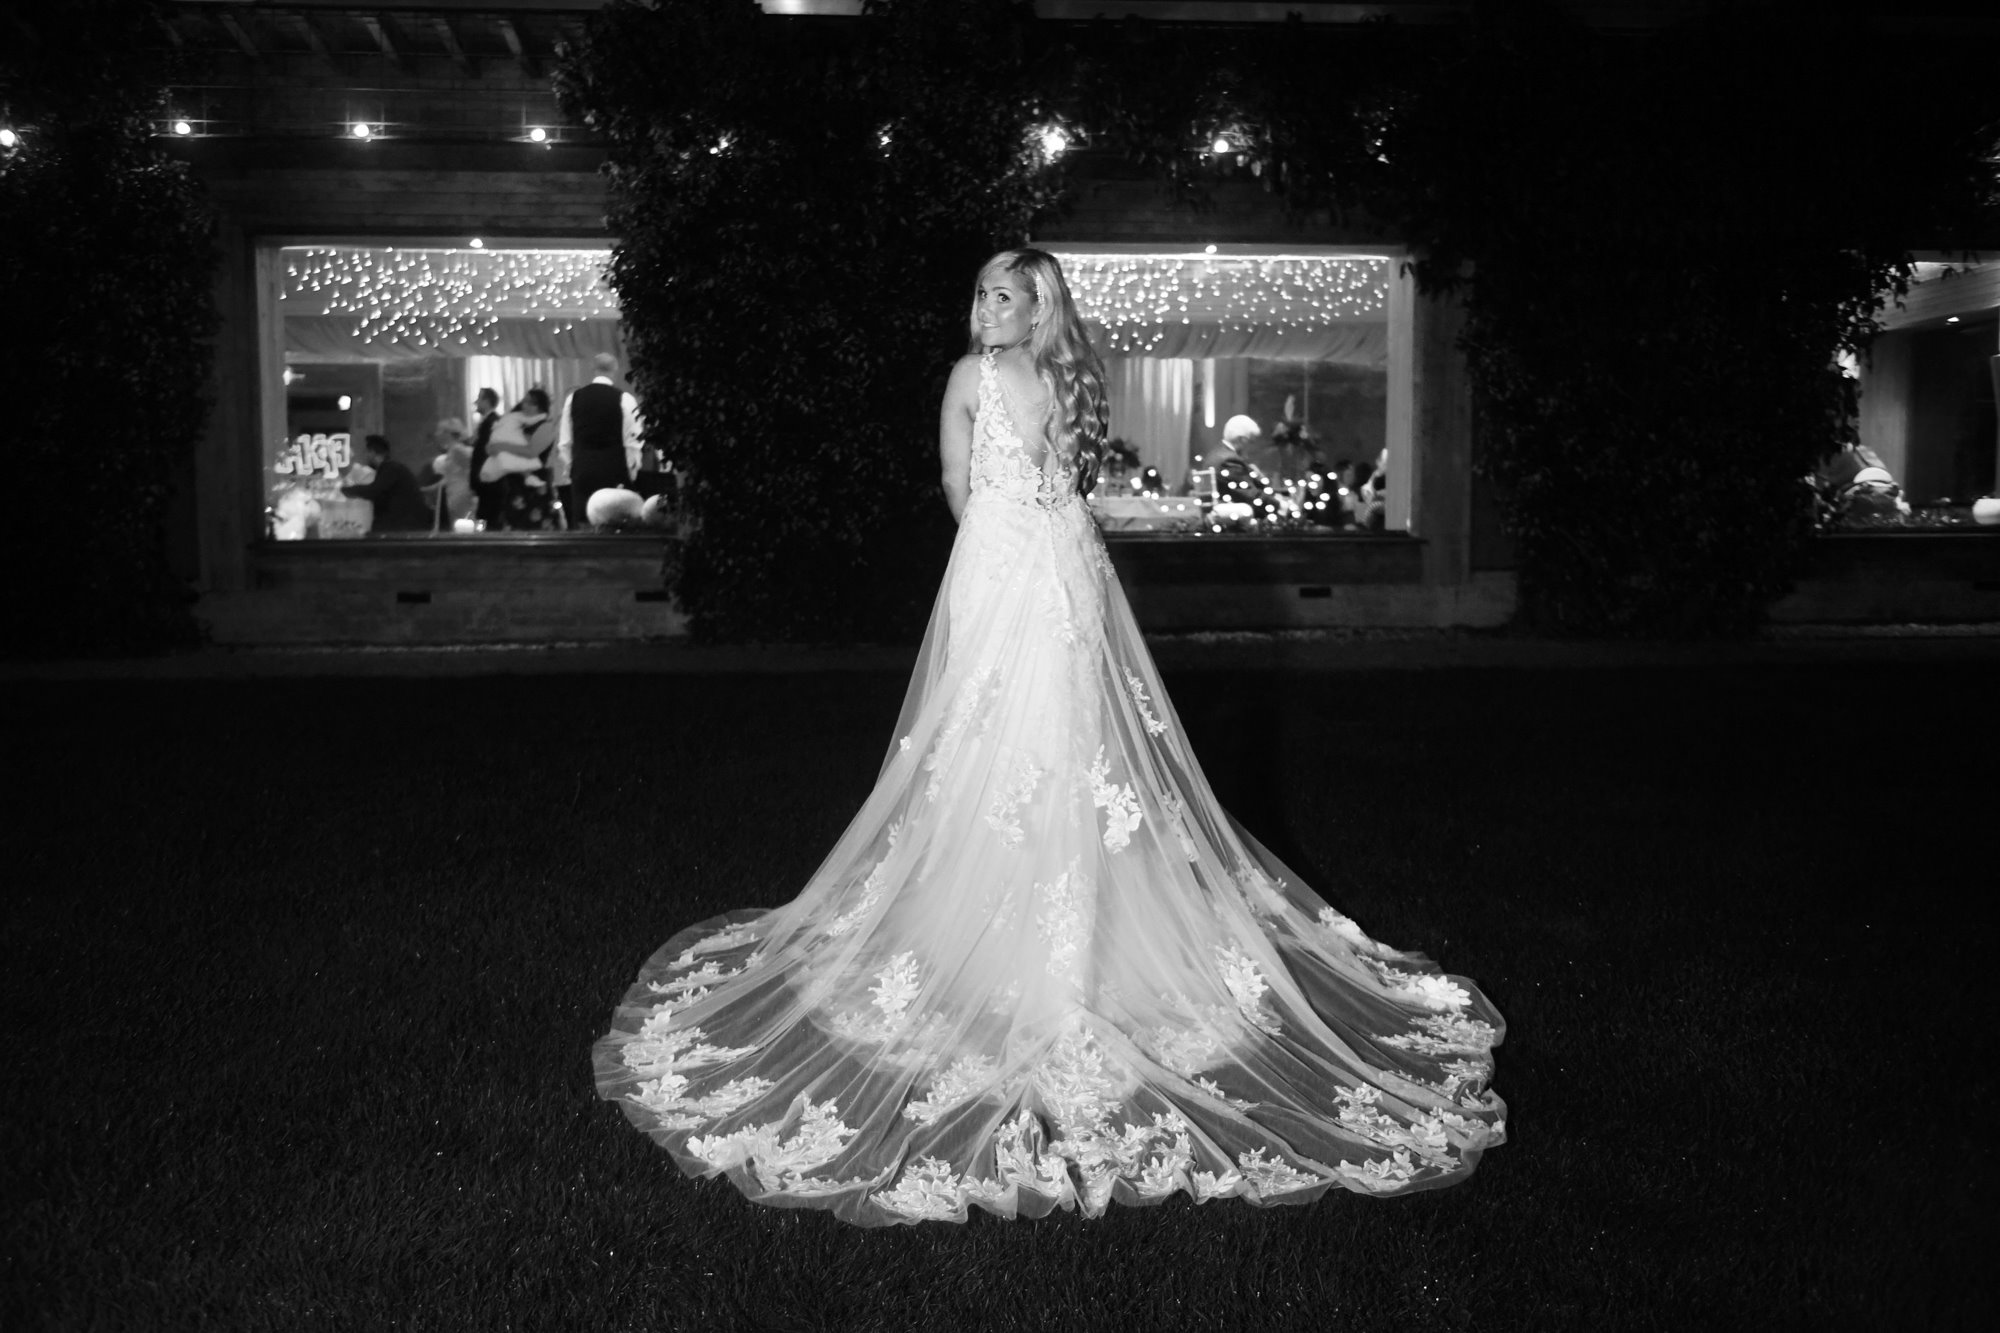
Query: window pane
262,243,652,539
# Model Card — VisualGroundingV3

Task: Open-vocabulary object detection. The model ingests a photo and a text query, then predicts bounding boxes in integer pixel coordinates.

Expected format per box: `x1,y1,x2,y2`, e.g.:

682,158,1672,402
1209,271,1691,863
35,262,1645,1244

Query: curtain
1089,322,1385,366
1106,357,1194,493
285,316,623,363
465,356,598,420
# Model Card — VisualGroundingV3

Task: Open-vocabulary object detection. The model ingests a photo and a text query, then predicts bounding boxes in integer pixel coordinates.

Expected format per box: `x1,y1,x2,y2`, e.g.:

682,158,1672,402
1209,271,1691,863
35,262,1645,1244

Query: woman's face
974,267,1035,349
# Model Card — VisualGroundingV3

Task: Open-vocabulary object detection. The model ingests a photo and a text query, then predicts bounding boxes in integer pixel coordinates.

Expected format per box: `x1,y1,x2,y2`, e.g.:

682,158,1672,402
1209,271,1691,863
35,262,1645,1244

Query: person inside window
558,353,647,524
1213,414,1273,508
591,249,1506,1226
467,387,503,528
418,417,475,527
1815,441,1910,524
340,434,431,533
479,389,560,531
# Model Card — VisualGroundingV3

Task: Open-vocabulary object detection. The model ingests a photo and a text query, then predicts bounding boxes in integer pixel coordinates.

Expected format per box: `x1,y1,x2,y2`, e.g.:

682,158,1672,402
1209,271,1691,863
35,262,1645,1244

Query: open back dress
592,350,1507,1225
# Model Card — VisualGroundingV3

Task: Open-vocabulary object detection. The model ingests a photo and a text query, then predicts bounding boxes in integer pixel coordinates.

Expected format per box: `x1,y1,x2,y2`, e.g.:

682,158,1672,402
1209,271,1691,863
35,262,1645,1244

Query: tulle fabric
593,354,1506,1225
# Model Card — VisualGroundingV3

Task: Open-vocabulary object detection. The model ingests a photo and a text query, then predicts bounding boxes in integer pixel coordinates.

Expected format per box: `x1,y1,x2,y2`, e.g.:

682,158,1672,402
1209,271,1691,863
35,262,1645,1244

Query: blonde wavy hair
967,248,1108,495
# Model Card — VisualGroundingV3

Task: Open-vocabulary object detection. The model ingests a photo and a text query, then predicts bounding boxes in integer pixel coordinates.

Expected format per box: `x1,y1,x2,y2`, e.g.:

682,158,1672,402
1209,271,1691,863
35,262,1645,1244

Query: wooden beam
216,12,262,62
298,14,335,64
495,16,537,76
358,15,407,70
431,15,473,76
155,12,184,49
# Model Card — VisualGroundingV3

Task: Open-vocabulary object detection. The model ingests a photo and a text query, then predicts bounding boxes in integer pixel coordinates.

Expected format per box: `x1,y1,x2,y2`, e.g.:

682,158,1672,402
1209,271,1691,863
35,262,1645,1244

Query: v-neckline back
985,353,1059,480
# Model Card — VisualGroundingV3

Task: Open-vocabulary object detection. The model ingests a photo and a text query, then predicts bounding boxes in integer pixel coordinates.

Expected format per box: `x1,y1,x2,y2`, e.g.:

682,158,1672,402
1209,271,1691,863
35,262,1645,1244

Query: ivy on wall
560,1,1997,641
1367,7,1999,635
0,0,218,657
558,0,1066,642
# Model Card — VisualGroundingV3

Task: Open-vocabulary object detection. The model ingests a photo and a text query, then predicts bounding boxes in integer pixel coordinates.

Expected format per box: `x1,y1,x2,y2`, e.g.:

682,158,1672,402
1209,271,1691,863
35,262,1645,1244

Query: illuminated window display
1050,250,1401,537
1833,257,1998,530
257,243,1408,542
263,243,643,539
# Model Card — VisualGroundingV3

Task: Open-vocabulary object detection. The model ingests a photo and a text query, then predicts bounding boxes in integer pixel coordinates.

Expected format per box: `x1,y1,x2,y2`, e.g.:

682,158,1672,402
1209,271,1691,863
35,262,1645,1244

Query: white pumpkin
586,487,645,530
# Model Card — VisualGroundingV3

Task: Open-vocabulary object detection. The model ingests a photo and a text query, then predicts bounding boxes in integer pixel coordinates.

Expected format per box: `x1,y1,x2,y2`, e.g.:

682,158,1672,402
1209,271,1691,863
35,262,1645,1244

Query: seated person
1357,448,1389,531
1267,395,1325,485
1814,441,1909,522
1213,414,1272,505
418,418,476,525
341,434,432,532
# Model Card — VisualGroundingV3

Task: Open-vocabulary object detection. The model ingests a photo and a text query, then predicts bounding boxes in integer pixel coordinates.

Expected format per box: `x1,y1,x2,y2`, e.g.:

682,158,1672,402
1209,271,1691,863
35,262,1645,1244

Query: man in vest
465,387,502,529
557,353,646,528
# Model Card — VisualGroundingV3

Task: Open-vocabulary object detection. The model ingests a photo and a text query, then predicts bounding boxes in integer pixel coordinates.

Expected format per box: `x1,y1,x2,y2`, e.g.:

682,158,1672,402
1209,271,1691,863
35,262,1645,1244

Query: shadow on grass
1,663,1984,1330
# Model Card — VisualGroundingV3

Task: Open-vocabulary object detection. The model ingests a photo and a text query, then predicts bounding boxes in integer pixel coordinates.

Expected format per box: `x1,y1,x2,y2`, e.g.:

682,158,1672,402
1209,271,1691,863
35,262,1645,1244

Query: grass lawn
2,659,1984,1331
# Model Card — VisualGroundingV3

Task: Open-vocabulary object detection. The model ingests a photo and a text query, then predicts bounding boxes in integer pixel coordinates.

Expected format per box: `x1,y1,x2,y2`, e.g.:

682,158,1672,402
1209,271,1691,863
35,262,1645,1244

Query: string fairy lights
1049,253,1390,354
281,245,618,349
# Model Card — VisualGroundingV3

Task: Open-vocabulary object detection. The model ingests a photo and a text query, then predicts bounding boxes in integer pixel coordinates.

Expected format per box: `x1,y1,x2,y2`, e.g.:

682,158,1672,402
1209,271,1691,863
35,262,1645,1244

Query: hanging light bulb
1040,125,1069,161
0,128,18,149
172,119,193,136
528,126,548,143
1211,135,1233,155
351,122,373,139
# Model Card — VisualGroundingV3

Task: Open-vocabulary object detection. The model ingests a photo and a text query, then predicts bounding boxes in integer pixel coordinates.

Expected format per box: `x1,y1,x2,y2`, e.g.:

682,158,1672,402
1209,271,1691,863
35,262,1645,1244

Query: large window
259,241,652,539
1834,254,1998,529
1051,247,1408,538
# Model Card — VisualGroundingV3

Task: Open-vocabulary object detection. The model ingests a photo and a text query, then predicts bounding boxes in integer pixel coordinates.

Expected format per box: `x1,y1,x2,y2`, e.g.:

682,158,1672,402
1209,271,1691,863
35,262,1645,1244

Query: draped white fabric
594,352,1506,1226
464,356,597,419
284,316,623,363
1105,357,1195,493
1087,322,1387,366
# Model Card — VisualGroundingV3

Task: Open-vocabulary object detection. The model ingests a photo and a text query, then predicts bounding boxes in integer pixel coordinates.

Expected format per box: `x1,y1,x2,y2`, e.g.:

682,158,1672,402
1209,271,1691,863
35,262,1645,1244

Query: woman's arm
487,421,543,457
938,355,979,523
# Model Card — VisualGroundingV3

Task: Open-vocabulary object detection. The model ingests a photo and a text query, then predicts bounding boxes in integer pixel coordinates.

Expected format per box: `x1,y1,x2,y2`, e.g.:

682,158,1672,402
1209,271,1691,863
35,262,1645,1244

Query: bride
594,249,1506,1225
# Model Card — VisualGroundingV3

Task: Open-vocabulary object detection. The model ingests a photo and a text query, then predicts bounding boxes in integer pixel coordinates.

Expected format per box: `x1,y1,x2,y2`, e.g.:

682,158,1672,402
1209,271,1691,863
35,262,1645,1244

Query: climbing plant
560,0,1998,641
1368,5,1998,634
558,0,1066,641
0,0,217,657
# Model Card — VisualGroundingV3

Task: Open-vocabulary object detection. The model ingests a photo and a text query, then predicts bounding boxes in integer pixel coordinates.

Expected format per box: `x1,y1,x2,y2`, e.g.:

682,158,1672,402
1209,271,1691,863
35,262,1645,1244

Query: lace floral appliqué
1216,943,1283,1035
687,1097,861,1194
1034,859,1096,981
1125,671,1168,736
984,753,1046,847
1086,746,1143,853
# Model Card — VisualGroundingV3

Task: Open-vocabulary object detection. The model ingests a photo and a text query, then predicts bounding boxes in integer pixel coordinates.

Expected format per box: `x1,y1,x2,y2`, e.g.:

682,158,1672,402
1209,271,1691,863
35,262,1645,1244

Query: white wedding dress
594,352,1507,1225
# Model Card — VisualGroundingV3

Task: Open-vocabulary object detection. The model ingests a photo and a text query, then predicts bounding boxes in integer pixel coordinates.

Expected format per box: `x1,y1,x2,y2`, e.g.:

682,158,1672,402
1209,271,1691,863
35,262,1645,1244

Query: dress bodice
969,352,1081,512
595,348,1507,1228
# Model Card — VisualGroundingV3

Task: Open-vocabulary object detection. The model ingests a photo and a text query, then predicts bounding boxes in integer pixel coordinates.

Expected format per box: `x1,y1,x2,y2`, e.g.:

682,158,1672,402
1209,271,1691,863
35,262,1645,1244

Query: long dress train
593,352,1507,1225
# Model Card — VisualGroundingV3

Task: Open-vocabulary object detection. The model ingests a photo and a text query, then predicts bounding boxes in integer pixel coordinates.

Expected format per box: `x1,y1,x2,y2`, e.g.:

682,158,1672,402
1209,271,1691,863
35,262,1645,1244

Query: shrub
0,0,217,657
1375,7,1998,634
557,0,1064,642
560,2,1999,640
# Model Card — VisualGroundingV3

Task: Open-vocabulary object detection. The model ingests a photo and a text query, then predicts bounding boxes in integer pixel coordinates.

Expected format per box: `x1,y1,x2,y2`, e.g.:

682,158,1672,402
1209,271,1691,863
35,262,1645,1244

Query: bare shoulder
943,354,984,409
947,353,984,389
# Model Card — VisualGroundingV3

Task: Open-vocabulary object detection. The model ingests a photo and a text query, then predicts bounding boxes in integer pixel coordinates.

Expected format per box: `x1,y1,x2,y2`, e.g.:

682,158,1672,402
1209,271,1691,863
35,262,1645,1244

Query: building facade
158,1,1998,644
